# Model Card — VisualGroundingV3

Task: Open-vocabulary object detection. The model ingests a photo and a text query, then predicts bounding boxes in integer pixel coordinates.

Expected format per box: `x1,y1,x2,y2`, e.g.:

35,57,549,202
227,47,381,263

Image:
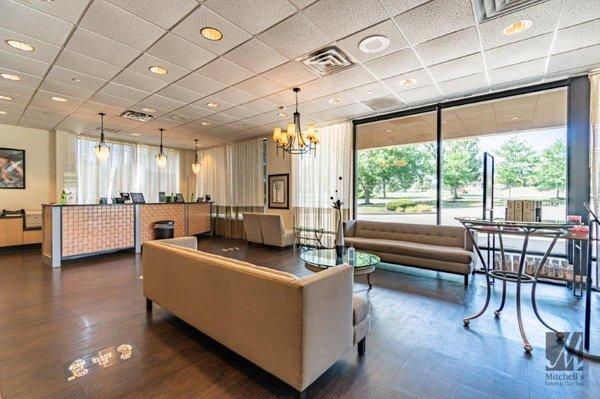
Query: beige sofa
242,212,295,248
143,237,370,398
344,220,474,286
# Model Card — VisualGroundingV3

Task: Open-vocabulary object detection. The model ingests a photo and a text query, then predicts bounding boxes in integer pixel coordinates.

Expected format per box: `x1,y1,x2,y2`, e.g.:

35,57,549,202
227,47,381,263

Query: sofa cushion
352,295,369,325
345,237,473,264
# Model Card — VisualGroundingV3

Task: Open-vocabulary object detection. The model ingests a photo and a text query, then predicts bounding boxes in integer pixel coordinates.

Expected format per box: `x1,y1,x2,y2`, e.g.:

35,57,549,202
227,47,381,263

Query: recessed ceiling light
142,107,156,113
328,98,342,105
149,66,168,75
51,96,67,102
358,35,390,54
385,129,392,133
0,73,21,81
200,27,223,41
503,20,532,36
170,115,188,121
0,95,13,101
512,116,519,121
131,133,140,136
201,121,211,126
71,77,82,83
0,110,7,115
277,112,287,117
207,102,219,108
399,78,416,87
5,39,34,52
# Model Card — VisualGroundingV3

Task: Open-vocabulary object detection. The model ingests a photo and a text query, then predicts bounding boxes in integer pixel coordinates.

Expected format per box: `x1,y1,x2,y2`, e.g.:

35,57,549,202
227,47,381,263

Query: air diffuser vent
297,46,353,76
474,0,549,21
119,110,155,123
362,95,404,111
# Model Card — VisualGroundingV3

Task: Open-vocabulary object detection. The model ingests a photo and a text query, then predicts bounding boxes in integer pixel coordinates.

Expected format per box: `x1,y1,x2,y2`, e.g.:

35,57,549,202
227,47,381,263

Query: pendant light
156,128,167,168
94,112,110,162
272,87,319,157
191,139,201,174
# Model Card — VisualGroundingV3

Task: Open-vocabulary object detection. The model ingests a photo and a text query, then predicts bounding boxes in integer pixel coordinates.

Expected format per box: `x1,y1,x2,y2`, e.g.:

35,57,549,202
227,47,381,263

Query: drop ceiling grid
0,0,598,148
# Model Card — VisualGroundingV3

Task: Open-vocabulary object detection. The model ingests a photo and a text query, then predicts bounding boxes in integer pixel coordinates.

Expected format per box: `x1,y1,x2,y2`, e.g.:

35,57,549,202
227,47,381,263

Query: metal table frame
458,218,585,353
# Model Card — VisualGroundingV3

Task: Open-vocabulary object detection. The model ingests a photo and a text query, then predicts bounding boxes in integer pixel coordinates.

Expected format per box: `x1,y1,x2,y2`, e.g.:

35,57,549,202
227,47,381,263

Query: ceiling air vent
95,126,121,133
362,95,404,111
297,46,353,76
119,110,155,123
474,0,549,21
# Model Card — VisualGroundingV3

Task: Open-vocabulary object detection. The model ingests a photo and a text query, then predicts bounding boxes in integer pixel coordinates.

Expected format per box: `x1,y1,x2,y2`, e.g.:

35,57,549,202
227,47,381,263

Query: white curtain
76,137,180,204
195,146,229,205
292,122,353,245
590,72,600,214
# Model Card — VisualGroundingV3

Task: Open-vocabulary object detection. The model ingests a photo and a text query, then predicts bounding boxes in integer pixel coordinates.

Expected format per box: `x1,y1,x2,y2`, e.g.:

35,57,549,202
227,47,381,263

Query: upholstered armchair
242,212,263,244
259,213,296,248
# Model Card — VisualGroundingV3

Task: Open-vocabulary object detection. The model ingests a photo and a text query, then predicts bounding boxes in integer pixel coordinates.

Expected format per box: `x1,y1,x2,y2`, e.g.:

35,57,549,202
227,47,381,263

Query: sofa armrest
293,265,354,390
463,230,476,252
344,220,357,237
148,236,198,250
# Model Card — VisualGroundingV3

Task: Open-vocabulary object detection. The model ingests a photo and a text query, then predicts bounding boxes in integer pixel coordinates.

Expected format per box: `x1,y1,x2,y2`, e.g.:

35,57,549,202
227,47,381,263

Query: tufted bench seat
344,220,474,286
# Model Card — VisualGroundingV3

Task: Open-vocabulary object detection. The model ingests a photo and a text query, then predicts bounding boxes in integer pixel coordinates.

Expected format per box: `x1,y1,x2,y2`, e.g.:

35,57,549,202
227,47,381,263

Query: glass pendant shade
156,128,167,168
94,112,110,162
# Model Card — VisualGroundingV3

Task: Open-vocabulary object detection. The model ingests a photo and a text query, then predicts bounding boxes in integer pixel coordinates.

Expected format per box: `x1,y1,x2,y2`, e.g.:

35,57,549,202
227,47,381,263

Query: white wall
0,124,56,211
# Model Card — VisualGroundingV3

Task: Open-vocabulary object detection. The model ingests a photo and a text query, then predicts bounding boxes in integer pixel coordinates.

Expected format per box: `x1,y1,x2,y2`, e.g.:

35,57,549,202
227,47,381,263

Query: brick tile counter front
139,204,186,243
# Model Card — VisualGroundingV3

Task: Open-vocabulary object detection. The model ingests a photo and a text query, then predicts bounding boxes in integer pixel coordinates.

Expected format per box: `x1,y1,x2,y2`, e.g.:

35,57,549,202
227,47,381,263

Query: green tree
375,147,421,198
414,143,437,191
495,138,538,197
534,139,566,198
442,139,481,201
357,149,381,204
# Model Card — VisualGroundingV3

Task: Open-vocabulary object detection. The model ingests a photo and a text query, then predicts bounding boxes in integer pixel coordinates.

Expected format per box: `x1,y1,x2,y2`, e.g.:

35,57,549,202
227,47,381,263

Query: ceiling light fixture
277,112,287,117
94,113,110,162
1,73,21,81
0,95,13,101
272,87,319,157
399,78,416,87
502,20,532,36
207,102,219,108
201,121,210,126
5,39,34,52
512,116,519,121
142,107,156,113
51,96,67,102
131,133,140,136
358,35,390,54
71,77,82,83
156,128,167,168
149,66,168,75
0,111,7,115
200,27,223,41
192,139,201,175
328,98,342,105
170,115,188,121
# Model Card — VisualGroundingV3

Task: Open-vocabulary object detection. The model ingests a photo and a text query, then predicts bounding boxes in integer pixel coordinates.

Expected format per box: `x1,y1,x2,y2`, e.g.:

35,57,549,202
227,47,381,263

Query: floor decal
65,344,133,381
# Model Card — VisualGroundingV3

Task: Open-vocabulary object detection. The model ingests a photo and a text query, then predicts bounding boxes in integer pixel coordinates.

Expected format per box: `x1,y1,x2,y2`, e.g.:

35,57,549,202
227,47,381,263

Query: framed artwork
268,174,289,209
0,148,25,189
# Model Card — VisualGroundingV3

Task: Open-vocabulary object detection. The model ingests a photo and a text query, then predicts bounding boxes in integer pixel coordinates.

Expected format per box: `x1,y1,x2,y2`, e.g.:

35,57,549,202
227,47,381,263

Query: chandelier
94,112,110,162
191,139,201,174
156,128,167,168
272,87,319,156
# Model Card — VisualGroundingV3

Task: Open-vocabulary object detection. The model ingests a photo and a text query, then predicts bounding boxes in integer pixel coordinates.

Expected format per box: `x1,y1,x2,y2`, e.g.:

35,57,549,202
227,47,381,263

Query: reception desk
42,202,212,267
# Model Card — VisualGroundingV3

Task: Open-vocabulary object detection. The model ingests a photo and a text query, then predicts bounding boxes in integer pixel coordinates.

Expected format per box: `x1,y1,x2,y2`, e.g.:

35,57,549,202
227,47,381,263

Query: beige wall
0,124,56,211
266,139,293,228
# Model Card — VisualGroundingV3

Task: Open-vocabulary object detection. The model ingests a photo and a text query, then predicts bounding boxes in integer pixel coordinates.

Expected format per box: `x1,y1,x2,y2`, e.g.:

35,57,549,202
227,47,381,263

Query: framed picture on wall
268,174,289,209
0,148,25,189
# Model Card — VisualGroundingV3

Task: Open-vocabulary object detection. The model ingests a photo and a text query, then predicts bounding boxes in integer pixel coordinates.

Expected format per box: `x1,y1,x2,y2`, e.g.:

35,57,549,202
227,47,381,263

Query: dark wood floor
1,236,599,398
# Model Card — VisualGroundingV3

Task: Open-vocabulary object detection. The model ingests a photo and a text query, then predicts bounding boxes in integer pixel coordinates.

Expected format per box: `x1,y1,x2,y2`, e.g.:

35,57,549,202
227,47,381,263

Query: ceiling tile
363,48,421,80
397,85,443,106
0,92,30,106
0,0,73,46
221,106,256,119
156,85,202,103
0,113,21,125
437,73,488,98
194,96,235,111
98,82,150,102
0,68,41,89
259,13,332,59
559,0,600,28
553,19,600,55
205,113,238,125
66,28,141,67
75,101,123,119
479,0,561,50
204,0,296,35
90,91,135,108
11,0,89,23
46,66,108,92
222,38,287,74
485,33,552,70
172,6,252,55
112,69,168,93
147,33,217,71
30,90,85,113
234,76,284,98
173,73,225,97
39,79,95,100
343,81,393,102
322,65,376,91
19,119,58,130
0,49,49,77
488,58,546,88
176,104,215,120
105,0,198,29
304,0,388,40
378,0,430,16
0,27,61,63
428,53,485,83
394,0,475,45
196,58,254,86
22,106,67,124
547,44,600,75
288,0,318,8
381,68,433,93
331,102,372,119
209,87,257,106
243,98,280,113
291,79,336,101
337,19,409,64
128,54,190,83
312,91,358,109
138,94,186,113
414,26,480,66
261,61,319,87
79,0,166,51
55,49,121,80
0,79,37,97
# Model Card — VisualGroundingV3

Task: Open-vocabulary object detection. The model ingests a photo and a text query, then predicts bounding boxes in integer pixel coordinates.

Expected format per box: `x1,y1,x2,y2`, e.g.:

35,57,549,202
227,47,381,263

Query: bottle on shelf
190,192,195,203
60,190,67,205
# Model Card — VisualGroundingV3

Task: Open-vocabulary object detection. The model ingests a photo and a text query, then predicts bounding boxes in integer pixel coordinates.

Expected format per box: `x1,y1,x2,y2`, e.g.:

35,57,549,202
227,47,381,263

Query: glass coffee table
300,248,380,289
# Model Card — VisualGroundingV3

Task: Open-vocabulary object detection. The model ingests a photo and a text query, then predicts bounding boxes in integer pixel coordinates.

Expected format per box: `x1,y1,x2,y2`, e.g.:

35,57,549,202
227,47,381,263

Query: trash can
154,220,174,239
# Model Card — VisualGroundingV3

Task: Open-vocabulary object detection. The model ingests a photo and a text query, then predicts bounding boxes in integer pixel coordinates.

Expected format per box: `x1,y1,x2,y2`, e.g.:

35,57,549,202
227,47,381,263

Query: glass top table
300,248,380,289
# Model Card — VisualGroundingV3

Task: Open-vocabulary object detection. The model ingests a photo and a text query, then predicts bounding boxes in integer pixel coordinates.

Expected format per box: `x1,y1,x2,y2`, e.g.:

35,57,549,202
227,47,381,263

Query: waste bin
154,220,174,239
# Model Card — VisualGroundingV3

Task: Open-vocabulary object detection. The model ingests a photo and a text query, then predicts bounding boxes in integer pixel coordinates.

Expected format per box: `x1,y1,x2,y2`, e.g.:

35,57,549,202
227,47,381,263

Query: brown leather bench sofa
344,220,475,286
